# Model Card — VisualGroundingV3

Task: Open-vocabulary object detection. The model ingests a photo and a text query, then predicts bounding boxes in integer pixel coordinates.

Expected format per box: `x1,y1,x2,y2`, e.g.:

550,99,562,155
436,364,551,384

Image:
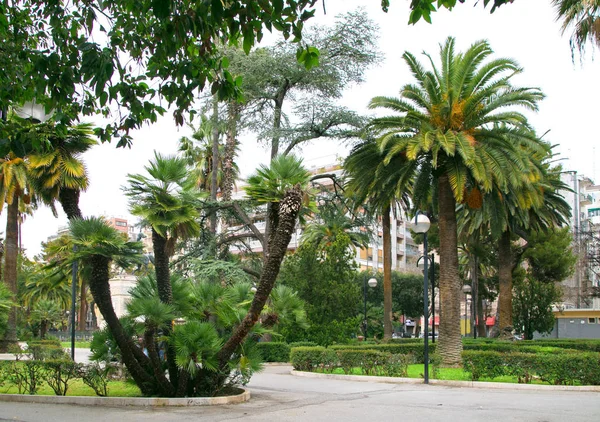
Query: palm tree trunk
218,186,302,371
143,326,175,396
87,255,157,395
498,230,513,333
0,198,19,351
58,188,83,220
270,82,288,160
77,279,87,331
436,174,462,367
151,228,178,386
210,96,220,235
382,206,393,340
40,320,48,340
221,102,239,203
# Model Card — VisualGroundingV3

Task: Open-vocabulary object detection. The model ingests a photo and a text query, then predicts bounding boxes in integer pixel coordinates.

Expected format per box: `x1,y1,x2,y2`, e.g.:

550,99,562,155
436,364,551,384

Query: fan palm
28,123,96,220
301,203,369,251
553,0,600,56
124,152,202,385
370,37,545,366
68,217,157,395
31,299,62,339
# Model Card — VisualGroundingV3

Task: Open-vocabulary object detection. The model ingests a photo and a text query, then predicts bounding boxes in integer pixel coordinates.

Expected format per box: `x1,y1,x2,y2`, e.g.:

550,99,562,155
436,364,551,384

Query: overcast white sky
12,0,600,257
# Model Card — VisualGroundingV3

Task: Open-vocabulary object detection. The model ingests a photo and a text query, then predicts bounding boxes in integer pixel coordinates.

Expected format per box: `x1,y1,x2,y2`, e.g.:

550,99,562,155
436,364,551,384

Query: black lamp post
363,275,377,339
462,284,472,337
413,211,431,384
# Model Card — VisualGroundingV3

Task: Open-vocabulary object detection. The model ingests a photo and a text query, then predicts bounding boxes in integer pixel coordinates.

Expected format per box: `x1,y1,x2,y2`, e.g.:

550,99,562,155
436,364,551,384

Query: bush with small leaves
79,363,112,397
290,346,326,372
380,353,411,378
256,342,291,362
43,360,79,396
21,361,47,395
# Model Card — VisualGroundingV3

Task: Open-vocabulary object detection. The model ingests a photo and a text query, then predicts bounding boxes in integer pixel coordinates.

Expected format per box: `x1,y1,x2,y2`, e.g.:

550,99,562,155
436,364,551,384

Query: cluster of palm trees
344,37,570,366
0,118,95,351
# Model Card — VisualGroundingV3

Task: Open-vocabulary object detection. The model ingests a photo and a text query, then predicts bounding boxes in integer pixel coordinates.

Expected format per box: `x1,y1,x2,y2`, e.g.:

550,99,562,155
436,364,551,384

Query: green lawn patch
0,378,141,397
60,341,91,349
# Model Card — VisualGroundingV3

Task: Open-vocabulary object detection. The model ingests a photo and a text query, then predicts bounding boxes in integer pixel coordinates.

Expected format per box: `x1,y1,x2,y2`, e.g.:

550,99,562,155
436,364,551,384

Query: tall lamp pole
462,284,472,337
413,212,431,384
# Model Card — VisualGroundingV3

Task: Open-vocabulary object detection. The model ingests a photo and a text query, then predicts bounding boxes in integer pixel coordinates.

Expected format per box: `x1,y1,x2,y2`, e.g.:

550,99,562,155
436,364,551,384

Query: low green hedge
290,347,411,377
289,341,318,348
329,343,435,363
462,350,600,385
256,342,291,362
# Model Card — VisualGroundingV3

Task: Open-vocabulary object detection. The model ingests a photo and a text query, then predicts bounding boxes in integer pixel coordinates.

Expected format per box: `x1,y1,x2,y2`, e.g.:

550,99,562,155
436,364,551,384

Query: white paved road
1,365,599,421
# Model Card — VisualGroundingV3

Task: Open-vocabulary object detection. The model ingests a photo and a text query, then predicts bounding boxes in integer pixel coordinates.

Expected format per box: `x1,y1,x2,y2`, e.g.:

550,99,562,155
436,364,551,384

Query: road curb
0,388,250,407
290,370,600,392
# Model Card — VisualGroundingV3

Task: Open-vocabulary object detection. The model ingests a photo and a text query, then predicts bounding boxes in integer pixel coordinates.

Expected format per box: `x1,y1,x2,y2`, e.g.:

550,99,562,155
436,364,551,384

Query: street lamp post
363,276,377,339
462,284,472,337
412,212,431,384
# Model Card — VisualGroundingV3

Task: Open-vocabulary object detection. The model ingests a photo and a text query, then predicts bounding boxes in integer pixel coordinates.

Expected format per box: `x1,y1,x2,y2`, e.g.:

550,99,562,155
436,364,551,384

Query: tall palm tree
344,138,412,340
553,0,600,56
0,152,33,350
124,152,202,384
370,37,544,366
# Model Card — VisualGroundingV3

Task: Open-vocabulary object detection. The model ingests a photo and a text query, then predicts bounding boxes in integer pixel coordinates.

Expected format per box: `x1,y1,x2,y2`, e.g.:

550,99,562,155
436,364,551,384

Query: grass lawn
0,379,141,397
60,341,91,349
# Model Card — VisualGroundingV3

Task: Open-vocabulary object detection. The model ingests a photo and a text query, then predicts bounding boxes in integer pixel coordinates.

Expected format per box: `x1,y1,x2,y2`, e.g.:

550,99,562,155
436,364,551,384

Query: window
114,221,127,227
588,208,600,218
588,318,597,324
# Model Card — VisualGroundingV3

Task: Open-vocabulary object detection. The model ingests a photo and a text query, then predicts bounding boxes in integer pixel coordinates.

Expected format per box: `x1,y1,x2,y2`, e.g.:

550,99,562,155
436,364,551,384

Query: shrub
256,342,291,362
536,353,600,386
21,361,47,395
380,353,411,377
462,351,506,381
290,346,326,372
43,360,79,396
289,341,318,348
329,343,436,363
320,348,338,373
79,363,112,397
336,349,387,375
26,340,67,361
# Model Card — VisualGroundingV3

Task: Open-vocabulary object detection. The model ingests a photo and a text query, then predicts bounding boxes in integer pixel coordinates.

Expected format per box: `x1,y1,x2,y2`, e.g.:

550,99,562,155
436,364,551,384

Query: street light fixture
363,276,377,339
462,284,472,337
412,212,430,384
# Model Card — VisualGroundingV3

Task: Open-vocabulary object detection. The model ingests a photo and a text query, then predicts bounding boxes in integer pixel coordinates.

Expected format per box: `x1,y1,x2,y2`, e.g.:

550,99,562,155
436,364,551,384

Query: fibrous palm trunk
436,174,462,367
221,102,239,203
498,231,513,334
0,198,19,351
87,255,157,396
151,229,178,386
382,206,393,340
218,186,302,371
58,187,88,332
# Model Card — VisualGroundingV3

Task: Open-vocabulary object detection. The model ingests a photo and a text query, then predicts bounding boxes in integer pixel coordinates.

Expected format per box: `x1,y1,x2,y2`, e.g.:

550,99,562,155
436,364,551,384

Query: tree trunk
58,188,83,220
221,102,239,203
87,255,157,395
151,228,178,386
498,230,513,333
143,326,175,396
436,174,462,367
0,198,19,351
77,279,87,331
218,186,302,370
382,206,393,340
469,252,479,339
270,82,288,160
40,320,48,340
210,96,220,235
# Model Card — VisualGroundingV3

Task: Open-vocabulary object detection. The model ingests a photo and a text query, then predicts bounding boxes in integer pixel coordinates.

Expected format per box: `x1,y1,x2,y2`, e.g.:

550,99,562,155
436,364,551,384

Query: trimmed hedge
462,350,600,385
289,341,318,348
329,343,435,363
256,342,291,362
290,347,411,377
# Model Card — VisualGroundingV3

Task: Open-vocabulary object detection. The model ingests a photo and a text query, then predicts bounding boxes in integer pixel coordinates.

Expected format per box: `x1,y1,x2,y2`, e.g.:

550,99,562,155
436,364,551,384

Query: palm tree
124,152,202,384
0,152,33,350
370,37,544,366
31,299,62,339
28,123,96,220
344,138,412,340
300,202,369,251
68,217,158,395
553,0,600,56
217,155,309,371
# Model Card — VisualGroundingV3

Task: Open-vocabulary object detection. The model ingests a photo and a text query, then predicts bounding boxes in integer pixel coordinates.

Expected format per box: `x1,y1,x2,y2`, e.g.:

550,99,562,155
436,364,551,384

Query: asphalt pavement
1,364,599,421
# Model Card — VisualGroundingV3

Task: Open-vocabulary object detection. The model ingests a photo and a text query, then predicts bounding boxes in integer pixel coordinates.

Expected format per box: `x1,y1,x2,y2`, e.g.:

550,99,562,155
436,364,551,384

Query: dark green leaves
151,0,172,19
296,45,320,70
